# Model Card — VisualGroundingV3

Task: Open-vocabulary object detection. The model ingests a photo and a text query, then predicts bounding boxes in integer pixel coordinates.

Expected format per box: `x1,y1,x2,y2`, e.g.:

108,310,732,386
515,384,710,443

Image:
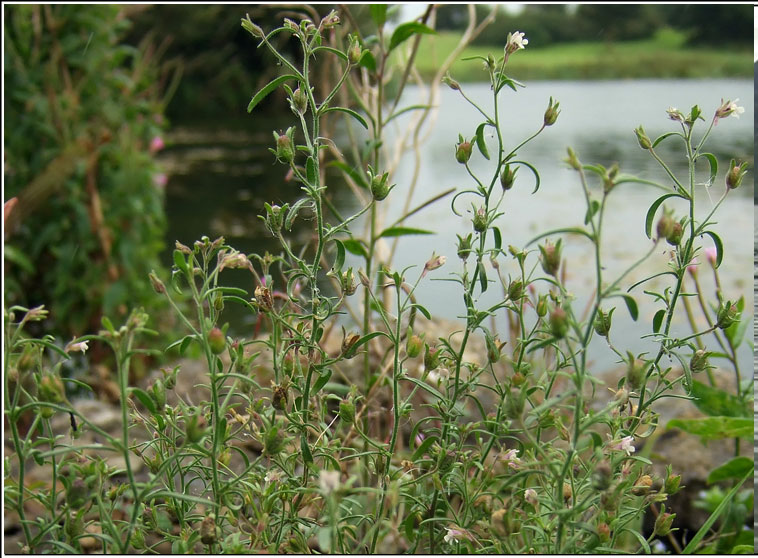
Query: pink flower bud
149,136,165,153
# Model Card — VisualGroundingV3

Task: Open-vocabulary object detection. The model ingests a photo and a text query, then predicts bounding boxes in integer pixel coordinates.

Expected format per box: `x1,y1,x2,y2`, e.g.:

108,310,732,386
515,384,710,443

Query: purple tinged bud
455,140,473,164
549,307,568,339
539,239,562,277
208,327,226,355
666,221,683,246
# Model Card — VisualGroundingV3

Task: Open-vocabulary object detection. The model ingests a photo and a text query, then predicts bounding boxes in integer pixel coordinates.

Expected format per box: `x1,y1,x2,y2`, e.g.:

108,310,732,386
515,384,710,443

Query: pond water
160,79,753,375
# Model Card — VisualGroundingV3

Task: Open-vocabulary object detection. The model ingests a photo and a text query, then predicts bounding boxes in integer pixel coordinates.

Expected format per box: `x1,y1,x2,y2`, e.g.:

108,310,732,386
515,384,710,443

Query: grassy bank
412,28,753,82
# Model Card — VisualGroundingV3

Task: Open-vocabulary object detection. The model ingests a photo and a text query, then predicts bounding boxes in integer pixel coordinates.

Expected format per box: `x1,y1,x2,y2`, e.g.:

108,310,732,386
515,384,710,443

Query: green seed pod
725,159,748,190
549,307,569,339
536,295,548,318
508,279,523,301
500,164,517,191
716,300,739,329
539,239,562,277
455,140,473,164
456,233,473,261
656,212,674,240
626,355,647,390
424,344,441,371
689,349,709,373
634,125,652,150
274,130,294,163
593,307,613,337
208,327,226,355
472,207,487,233
151,379,166,412
406,332,424,359
654,512,675,537
348,38,363,64
543,96,560,126
666,221,683,246
291,87,307,115
339,399,355,424
370,171,391,201
665,471,682,495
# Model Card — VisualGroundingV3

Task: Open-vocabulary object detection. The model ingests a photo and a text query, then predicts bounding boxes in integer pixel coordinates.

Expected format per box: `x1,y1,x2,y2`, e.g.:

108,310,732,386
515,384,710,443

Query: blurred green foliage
4,5,171,342
436,4,752,49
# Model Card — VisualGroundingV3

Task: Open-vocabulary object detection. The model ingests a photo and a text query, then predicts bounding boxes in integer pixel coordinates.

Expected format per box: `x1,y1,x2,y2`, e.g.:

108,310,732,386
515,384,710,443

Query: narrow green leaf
475,122,490,160
312,46,348,61
342,238,369,259
301,435,313,465
681,469,752,553
131,388,157,415
701,230,723,268
707,457,753,484
584,200,600,225
667,416,752,440
322,106,368,129
328,160,368,189
690,381,749,418
369,4,387,26
389,22,435,51
620,294,638,321
652,131,681,148
379,226,435,238
385,104,432,125
652,309,665,333
412,435,438,461
411,303,431,321
306,156,317,186
492,227,502,250
402,375,444,401
697,152,718,186
311,368,332,395
343,331,388,359
173,250,188,273
247,74,299,113
101,316,115,335
478,261,488,293
333,239,345,272
645,193,684,239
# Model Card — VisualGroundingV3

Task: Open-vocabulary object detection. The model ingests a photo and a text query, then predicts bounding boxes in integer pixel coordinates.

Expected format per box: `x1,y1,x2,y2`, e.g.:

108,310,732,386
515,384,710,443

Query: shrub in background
4,5,173,344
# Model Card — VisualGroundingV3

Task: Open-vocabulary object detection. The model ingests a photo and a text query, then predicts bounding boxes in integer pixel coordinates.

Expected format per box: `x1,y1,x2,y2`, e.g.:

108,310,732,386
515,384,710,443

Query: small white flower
503,448,522,469
444,527,464,545
427,367,450,384
609,435,635,456
714,98,744,122
264,471,282,484
666,106,685,123
524,488,538,507
505,31,528,55
65,339,89,354
319,469,340,495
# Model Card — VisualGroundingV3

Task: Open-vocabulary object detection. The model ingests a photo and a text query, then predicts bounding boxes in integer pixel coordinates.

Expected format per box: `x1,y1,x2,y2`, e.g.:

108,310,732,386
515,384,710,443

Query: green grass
412,28,753,82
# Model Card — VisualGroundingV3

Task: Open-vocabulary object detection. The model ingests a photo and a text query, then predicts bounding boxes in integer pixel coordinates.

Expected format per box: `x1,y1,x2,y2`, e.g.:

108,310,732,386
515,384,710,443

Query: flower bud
200,514,219,545
340,268,357,296
207,327,226,355
472,206,487,233
549,307,568,339
536,295,548,318
603,163,619,193
597,522,611,543
543,96,560,126
689,349,709,373
565,147,581,171
500,164,517,191
456,234,473,261
358,268,370,288
149,271,166,294
339,399,355,424
634,125,652,150
291,87,307,115
423,253,446,276
370,170,392,201
424,344,441,371
348,38,363,64
654,511,675,537
508,279,523,301
562,483,573,503
666,221,683,246
273,128,295,163
406,333,424,358
725,159,748,190
241,15,264,38
665,472,682,495
486,335,504,364
656,212,674,240
455,140,473,164
442,72,460,91
151,379,166,411
593,307,613,337
626,355,647,390
716,300,739,329
539,239,561,277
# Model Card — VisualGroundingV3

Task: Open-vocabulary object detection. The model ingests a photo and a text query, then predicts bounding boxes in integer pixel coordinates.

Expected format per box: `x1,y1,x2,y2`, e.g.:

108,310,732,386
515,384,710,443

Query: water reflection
160,79,753,374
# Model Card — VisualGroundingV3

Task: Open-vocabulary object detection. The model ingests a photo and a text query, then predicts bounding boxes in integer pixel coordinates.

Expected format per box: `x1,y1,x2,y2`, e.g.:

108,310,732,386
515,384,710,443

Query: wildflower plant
3,6,753,555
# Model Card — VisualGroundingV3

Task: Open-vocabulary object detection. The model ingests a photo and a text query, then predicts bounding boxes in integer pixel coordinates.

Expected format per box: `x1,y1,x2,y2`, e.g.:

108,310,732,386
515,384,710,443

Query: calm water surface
161,79,753,374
